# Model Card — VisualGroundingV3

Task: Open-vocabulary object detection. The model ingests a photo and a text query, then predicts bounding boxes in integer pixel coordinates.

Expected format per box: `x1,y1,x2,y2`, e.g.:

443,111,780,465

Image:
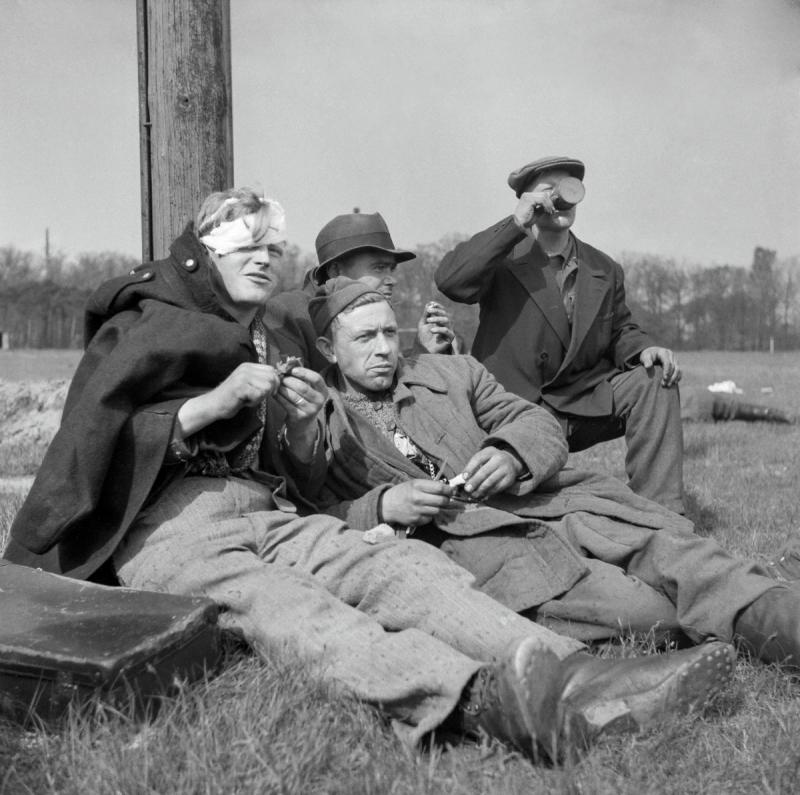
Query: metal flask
550,176,586,210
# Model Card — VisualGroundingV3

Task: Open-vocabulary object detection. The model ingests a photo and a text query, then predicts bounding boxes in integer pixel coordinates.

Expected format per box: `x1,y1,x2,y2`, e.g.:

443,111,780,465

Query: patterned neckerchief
341,388,439,478
341,390,396,438
230,315,269,471
190,314,269,477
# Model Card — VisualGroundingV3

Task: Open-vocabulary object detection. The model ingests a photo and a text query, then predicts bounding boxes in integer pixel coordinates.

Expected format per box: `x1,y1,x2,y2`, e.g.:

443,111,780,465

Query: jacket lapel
325,383,424,488
560,239,609,369
507,238,571,350
392,365,460,472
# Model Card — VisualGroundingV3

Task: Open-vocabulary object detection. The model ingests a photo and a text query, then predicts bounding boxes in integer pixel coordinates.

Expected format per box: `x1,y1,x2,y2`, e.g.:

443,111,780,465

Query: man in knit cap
309,277,800,679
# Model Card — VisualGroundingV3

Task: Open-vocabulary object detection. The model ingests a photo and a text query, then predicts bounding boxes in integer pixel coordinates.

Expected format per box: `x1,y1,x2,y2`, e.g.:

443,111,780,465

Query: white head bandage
200,198,286,256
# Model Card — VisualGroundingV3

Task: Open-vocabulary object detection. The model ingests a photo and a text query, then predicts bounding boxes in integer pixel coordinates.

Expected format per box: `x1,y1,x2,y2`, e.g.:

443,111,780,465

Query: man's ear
316,335,336,364
327,261,341,278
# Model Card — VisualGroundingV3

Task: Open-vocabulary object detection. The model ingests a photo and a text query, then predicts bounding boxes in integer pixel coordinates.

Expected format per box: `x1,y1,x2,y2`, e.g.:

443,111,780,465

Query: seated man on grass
1,186,731,764
435,156,684,513
309,276,800,672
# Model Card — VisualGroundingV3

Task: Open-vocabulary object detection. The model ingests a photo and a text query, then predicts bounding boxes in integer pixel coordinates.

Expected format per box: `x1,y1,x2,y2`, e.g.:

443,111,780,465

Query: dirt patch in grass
0,380,68,477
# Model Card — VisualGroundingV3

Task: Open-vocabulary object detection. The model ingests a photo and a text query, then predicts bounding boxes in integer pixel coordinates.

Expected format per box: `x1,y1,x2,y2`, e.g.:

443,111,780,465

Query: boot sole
565,641,736,744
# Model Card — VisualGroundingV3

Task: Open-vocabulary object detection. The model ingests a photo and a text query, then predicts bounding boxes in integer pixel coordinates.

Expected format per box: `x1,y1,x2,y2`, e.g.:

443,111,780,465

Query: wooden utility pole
136,0,233,261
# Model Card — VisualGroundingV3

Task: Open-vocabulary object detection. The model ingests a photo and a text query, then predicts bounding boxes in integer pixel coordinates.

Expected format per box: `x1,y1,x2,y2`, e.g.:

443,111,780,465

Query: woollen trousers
562,365,685,514
113,475,584,745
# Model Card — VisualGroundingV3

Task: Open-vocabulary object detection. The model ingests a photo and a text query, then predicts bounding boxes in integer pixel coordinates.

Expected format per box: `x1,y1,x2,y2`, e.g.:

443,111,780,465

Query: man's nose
252,245,270,265
373,333,391,354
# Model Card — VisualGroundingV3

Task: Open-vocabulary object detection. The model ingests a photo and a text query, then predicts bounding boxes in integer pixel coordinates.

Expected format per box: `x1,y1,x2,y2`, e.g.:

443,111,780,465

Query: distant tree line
0,246,139,348
621,247,800,351
1,241,798,351
0,243,314,349
392,241,800,353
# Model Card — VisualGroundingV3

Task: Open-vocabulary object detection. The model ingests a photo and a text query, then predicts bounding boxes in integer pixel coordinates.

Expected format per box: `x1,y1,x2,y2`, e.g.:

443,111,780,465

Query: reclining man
435,156,684,513
265,211,454,370
1,187,732,763
681,386,794,424
309,276,800,670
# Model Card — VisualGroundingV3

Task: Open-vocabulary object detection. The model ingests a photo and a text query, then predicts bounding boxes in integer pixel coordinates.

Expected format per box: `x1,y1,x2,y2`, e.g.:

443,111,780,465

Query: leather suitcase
0,560,221,723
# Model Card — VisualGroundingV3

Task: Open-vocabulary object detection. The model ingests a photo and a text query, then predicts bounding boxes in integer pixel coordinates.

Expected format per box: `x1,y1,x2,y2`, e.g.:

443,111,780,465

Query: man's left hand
417,301,455,354
459,445,524,500
276,366,328,424
275,367,328,460
640,346,681,387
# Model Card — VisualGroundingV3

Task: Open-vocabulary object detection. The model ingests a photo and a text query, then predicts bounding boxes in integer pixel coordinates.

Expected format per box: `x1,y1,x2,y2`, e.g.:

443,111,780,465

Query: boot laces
459,666,498,718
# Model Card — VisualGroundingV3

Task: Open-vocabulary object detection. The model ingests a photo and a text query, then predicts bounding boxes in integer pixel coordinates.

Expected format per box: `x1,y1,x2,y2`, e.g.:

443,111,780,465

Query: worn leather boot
764,541,800,582
731,402,794,424
734,586,800,669
457,638,564,761
555,642,735,756
457,637,735,762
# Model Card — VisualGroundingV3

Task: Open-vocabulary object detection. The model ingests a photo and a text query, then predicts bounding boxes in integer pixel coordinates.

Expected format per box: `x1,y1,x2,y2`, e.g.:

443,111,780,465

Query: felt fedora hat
507,156,585,198
313,212,415,284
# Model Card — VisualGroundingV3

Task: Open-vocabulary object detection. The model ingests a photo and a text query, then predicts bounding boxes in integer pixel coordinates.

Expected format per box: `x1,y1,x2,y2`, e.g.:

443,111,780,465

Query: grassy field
2,350,800,794
0,350,83,383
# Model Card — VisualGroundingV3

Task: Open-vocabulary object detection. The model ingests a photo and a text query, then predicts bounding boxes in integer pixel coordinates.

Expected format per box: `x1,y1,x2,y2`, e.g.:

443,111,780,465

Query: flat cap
308,276,387,337
507,156,585,198
313,212,415,285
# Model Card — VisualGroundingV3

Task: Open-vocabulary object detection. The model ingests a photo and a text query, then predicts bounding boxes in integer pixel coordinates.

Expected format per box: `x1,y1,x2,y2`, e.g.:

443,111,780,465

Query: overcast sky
2,0,799,267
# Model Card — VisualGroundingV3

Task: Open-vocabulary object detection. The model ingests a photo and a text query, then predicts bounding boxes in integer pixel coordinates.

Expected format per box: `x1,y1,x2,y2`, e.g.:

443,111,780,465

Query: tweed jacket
434,217,651,416
318,355,691,611
3,226,323,580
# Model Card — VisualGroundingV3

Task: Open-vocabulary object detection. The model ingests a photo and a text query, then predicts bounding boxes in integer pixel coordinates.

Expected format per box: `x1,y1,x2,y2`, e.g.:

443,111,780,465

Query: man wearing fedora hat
265,211,454,370
435,156,684,514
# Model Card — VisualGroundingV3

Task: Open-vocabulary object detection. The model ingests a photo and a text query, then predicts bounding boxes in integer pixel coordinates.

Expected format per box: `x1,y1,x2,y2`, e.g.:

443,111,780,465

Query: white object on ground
363,524,396,544
707,380,744,395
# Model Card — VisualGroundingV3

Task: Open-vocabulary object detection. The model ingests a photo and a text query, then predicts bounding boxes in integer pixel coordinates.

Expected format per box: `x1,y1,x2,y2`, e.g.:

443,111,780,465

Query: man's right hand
176,362,281,438
380,479,453,526
513,189,555,231
416,301,455,353
207,363,281,419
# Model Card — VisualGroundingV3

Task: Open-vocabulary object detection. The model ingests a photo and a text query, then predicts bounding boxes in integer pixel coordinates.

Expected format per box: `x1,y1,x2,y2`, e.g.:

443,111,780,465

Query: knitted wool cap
308,276,387,336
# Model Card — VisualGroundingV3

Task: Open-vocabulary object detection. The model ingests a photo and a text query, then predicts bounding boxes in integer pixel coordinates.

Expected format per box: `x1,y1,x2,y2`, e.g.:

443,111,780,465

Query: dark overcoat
3,226,320,580
434,217,651,416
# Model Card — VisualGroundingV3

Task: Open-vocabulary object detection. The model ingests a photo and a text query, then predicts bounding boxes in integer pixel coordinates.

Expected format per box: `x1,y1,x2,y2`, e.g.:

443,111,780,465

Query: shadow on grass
682,433,710,459
683,490,720,537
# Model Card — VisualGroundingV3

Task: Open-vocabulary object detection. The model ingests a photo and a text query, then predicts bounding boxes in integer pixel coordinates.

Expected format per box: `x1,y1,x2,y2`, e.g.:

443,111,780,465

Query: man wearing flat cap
265,211,454,370
435,156,684,514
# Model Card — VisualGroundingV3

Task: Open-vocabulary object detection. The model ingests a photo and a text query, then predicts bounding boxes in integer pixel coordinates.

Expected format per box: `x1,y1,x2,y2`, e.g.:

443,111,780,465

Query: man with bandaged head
3,186,732,762
435,157,685,514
